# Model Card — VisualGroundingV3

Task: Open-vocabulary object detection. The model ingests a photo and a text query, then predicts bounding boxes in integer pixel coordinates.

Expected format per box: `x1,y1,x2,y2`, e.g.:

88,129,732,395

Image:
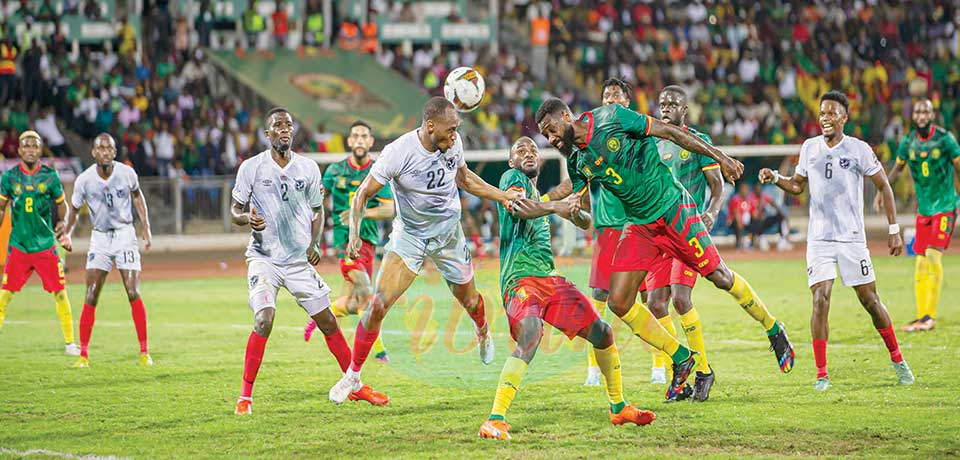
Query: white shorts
806,240,875,287
385,225,474,285
86,227,141,272
247,258,332,316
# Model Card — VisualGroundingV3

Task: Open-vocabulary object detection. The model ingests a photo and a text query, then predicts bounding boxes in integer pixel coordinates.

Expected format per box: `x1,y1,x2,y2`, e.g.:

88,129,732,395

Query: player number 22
687,236,704,258
426,168,446,190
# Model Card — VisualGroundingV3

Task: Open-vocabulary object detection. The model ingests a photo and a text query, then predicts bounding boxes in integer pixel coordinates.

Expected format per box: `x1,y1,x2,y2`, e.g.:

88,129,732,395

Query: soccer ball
444,67,485,113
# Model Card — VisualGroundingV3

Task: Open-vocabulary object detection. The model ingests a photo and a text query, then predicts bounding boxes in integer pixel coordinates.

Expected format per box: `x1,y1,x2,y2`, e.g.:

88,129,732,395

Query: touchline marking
0,447,130,460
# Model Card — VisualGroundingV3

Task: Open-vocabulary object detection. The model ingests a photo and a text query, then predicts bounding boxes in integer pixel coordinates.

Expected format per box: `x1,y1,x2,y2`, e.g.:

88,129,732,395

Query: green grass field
0,255,957,459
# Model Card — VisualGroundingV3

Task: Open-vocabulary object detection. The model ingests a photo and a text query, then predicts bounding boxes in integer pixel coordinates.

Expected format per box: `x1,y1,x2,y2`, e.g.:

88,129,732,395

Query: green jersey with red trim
497,168,557,293
0,163,65,253
566,104,684,224
656,126,717,212
322,157,394,250
896,125,960,216
590,185,628,229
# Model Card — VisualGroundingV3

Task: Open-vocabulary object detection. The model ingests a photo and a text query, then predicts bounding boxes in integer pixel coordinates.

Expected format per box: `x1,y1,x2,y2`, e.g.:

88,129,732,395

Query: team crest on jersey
38,182,47,193
13,184,21,195
679,150,691,161
932,148,941,159
606,137,621,152
909,149,916,160
116,188,126,198
516,287,527,301
839,157,851,169
337,176,347,189
443,155,458,171
295,179,306,191
581,166,594,179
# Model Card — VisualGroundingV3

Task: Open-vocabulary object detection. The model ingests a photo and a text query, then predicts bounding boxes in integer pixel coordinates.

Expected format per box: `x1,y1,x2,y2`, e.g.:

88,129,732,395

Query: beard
558,125,576,157
353,147,368,160
521,163,539,178
273,139,291,154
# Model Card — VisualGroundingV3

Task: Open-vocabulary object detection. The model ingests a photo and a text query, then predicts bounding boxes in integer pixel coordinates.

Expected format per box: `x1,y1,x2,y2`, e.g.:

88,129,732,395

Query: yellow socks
330,298,350,317
0,290,13,329
372,333,386,355
728,271,777,332
925,249,943,319
914,255,929,319
652,315,675,369
621,302,689,361
593,344,626,411
680,308,710,374
490,356,528,420
53,290,75,344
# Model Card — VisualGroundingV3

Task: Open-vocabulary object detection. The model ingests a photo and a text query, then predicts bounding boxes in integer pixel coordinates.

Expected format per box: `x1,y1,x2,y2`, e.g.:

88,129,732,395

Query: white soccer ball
443,67,485,113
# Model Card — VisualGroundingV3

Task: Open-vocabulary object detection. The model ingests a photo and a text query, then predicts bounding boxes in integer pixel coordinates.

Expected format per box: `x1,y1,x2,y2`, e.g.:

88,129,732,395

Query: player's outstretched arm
346,176,384,259
868,170,904,256
59,203,81,252
646,117,743,183
544,178,573,201
131,189,152,251
509,197,591,230
702,167,724,230
457,165,522,207
230,199,265,230
758,168,807,195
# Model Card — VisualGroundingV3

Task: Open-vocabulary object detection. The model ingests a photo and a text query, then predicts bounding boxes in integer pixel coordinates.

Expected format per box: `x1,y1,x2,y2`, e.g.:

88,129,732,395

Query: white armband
888,223,900,235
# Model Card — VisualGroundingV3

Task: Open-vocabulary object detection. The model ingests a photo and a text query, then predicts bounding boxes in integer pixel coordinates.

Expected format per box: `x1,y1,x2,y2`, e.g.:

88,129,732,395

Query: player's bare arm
307,204,324,265
60,202,81,252
874,159,907,211
131,189,152,251
346,175,384,259
510,197,591,230
759,168,807,195
456,165,523,207
647,117,743,183
868,170,904,256
545,178,573,201
231,199,265,231
338,196,395,228
702,167,724,230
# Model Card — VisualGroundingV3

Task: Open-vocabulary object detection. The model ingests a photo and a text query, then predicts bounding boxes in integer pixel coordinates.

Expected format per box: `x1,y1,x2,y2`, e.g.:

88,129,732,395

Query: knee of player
368,294,389,318
253,308,276,335
672,295,693,313
707,266,734,290
592,289,609,302
125,287,141,302
587,320,614,349
856,290,883,311
811,291,831,311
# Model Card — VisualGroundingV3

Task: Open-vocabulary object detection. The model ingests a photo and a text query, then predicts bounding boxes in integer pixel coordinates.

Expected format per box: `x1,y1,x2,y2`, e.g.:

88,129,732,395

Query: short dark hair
349,119,372,133
660,85,687,100
422,96,455,122
820,90,849,114
602,78,633,99
266,107,291,121
535,98,570,125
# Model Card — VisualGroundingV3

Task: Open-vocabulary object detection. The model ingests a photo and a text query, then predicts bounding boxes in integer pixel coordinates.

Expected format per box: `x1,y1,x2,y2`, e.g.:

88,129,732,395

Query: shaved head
912,98,935,130
92,132,118,167
94,133,116,149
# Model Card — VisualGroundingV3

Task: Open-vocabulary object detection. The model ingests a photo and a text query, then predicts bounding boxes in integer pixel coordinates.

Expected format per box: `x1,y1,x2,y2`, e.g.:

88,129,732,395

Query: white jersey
796,135,883,243
370,129,465,239
232,150,325,266
71,161,140,232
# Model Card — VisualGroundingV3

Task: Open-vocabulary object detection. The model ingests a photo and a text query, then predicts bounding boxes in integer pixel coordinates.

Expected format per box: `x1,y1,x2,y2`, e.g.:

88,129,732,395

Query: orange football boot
478,419,511,440
348,384,390,406
610,404,656,426
234,398,252,415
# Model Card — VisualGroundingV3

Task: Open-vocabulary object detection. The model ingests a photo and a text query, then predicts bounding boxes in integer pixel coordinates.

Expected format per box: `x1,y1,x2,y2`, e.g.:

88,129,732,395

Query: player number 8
859,259,869,276
921,161,930,177
24,197,33,213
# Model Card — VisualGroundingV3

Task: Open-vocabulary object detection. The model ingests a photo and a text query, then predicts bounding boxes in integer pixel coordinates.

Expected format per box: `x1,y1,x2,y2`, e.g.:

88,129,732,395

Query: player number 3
687,236,704,258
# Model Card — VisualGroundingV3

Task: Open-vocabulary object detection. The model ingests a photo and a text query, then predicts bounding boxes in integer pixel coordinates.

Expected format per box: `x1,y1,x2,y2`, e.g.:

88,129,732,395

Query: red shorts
914,210,956,253
589,227,622,292
503,276,601,341
642,255,699,291
2,246,65,293
338,240,375,282
612,200,722,278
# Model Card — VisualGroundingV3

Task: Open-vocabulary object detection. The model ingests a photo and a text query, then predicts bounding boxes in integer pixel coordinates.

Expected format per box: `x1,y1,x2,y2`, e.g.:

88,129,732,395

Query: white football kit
232,150,332,315
370,130,474,284
796,135,883,287
71,161,142,272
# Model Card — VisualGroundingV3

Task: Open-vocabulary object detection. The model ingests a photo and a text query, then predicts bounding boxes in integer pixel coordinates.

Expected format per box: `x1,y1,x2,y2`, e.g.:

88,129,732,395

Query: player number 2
280,183,289,201
687,237,704,258
24,197,33,213
859,259,870,276
824,162,833,179
426,169,446,190
921,161,930,177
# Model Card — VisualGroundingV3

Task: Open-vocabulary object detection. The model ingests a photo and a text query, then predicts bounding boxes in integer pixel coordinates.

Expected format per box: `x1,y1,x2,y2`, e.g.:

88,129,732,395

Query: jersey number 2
280,183,289,201
426,169,446,190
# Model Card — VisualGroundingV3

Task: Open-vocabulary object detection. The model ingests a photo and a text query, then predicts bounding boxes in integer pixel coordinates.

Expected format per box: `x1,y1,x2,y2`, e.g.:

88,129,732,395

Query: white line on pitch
0,447,129,460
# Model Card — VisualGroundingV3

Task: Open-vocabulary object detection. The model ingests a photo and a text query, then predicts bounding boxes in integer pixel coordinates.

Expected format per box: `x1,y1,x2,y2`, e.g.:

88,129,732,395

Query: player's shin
620,302,691,363
914,255,930,319
78,304,96,358
925,249,942,319
727,271,778,333
812,339,828,378
489,356,527,421
52,290,75,344
467,294,488,331
350,320,379,373
0,290,14,329
241,330,269,398
593,344,626,414
876,326,904,363
323,329,352,373
130,298,148,353
679,308,710,374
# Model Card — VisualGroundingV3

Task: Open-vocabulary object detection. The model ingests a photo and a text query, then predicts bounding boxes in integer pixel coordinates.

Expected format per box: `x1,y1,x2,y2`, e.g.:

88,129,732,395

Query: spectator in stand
1,128,19,158
154,121,176,177
34,106,70,157
729,182,758,250
750,182,792,252
272,1,289,48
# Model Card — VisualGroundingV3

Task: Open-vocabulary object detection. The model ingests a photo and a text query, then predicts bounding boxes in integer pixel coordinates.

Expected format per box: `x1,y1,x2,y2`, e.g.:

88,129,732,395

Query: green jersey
497,169,557,293
567,105,684,224
896,126,960,216
322,157,394,250
0,164,65,253
656,126,717,212
590,186,628,229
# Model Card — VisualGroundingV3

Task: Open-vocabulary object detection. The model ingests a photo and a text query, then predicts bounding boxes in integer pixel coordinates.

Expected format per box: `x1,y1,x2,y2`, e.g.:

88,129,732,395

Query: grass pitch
0,255,957,459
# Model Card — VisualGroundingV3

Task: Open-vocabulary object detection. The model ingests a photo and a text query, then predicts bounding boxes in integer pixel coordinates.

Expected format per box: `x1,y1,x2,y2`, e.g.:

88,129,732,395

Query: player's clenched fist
502,188,524,207
719,156,744,184
757,168,776,184
249,207,266,231
346,234,362,260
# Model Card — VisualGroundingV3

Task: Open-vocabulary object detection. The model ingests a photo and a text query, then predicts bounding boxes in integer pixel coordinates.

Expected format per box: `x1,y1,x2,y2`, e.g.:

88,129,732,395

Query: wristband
888,223,900,235
771,170,782,183
540,194,551,202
